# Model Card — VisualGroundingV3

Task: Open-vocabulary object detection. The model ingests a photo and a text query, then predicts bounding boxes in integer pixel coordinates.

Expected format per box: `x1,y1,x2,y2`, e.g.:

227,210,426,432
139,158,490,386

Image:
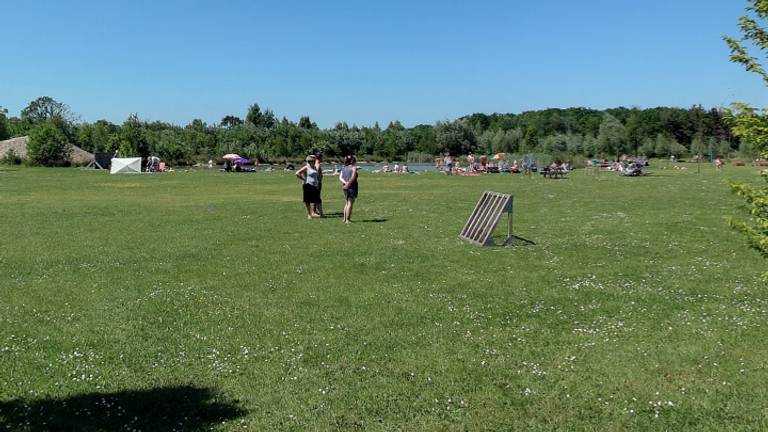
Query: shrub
0,148,22,165
27,121,71,166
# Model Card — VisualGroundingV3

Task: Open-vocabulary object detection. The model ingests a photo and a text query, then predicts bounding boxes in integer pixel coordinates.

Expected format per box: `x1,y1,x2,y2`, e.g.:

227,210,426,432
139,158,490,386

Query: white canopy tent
110,157,142,174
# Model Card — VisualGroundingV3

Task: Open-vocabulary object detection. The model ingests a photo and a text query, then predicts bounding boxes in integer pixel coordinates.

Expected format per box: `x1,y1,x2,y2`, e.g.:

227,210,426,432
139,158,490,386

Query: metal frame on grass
459,191,533,246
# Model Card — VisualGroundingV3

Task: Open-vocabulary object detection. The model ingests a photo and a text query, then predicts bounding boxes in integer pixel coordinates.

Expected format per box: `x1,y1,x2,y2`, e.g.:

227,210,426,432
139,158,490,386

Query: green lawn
0,164,766,431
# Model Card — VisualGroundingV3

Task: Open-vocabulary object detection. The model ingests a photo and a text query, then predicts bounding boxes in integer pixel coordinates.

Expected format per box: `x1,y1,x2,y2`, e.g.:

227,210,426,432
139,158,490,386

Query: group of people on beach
440,152,542,175
377,163,410,173
295,153,358,224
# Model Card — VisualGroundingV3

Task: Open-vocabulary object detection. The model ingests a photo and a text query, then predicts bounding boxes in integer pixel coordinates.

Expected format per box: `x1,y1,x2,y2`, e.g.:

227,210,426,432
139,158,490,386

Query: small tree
1,148,22,165
27,121,71,166
724,0,768,277
691,132,707,160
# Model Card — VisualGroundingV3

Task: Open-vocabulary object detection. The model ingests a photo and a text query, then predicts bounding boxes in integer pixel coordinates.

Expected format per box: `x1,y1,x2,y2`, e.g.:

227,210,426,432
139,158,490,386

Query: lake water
351,162,437,172
211,162,440,173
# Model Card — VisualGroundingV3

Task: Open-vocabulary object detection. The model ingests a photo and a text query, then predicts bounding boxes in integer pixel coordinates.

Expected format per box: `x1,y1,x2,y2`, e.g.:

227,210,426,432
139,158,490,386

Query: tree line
0,97,752,166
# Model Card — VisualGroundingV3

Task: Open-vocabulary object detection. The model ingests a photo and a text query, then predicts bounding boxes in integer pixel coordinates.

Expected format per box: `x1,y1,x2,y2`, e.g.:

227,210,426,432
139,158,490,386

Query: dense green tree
328,129,363,157
245,104,264,128
727,103,768,156
690,132,707,159
724,0,768,278
0,98,737,164
380,122,413,159
183,119,216,159
245,104,276,129
540,134,568,155
220,115,243,129
21,96,76,124
120,114,150,158
261,109,276,129
0,106,9,141
6,117,26,137
653,134,671,157
333,122,350,131
27,121,71,166
582,134,598,156
410,125,437,155
650,133,685,158
434,120,476,156
477,129,523,154
20,97,77,142
152,129,188,162
596,113,626,160
624,112,643,156
358,126,382,156
639,137,656,157
298,116,316,130
78,120,119,153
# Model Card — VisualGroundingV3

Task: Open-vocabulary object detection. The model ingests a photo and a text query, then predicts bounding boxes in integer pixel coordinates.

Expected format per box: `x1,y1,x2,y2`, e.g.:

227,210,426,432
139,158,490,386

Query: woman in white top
296,155,321,219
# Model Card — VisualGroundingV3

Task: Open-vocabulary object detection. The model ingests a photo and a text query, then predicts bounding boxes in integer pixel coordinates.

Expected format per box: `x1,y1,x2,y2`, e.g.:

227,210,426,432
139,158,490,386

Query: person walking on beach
296,155,322,219
339,155,358,224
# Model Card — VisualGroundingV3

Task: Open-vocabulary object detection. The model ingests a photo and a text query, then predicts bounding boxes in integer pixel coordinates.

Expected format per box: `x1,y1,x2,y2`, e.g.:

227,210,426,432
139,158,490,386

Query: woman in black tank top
339,155,358,224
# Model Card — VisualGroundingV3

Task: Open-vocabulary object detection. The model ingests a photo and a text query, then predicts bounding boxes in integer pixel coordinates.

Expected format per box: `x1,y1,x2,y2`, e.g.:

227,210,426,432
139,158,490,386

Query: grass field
0,164,766,431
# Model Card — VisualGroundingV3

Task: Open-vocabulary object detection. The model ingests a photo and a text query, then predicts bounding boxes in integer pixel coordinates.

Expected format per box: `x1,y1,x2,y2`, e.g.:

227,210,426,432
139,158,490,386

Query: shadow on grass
485,234,536,247
504,234,536,246
322,213,388,223
0,385,246,431
356,218,388,223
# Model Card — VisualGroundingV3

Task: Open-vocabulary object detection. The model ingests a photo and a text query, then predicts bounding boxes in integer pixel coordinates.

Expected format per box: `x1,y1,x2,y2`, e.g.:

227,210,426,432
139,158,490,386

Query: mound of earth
0,136,94,165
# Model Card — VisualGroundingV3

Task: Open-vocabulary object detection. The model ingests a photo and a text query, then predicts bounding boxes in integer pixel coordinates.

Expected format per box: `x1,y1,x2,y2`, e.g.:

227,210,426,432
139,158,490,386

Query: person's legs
306,185,321,217
312,200,321,217
316,185,324,216
303,184,317,219
344,199,355,223
314,196,323,217
311,203,321,217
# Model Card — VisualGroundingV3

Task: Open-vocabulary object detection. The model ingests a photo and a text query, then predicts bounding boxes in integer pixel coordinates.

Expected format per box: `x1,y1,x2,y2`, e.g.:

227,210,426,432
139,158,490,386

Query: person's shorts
344,187,358,201
303,183,321,203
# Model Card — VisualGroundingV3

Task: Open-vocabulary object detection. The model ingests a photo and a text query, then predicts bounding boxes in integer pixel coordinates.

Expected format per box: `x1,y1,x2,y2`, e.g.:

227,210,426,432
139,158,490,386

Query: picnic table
540,167,569,179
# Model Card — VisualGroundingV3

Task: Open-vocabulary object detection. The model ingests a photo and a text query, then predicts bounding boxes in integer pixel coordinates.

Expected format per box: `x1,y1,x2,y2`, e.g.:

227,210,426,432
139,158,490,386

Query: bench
540,168,569,179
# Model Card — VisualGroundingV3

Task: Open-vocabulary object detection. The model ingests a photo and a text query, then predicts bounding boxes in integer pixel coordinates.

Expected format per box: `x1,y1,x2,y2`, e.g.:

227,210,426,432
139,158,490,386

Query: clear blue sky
2,0,766,128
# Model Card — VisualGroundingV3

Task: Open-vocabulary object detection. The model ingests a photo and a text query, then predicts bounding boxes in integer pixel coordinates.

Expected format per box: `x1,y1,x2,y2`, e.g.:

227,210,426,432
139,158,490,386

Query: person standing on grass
339,155,358,224
314,153,324,217
296,155,321,219
715,157,724,171
443,153,453,175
